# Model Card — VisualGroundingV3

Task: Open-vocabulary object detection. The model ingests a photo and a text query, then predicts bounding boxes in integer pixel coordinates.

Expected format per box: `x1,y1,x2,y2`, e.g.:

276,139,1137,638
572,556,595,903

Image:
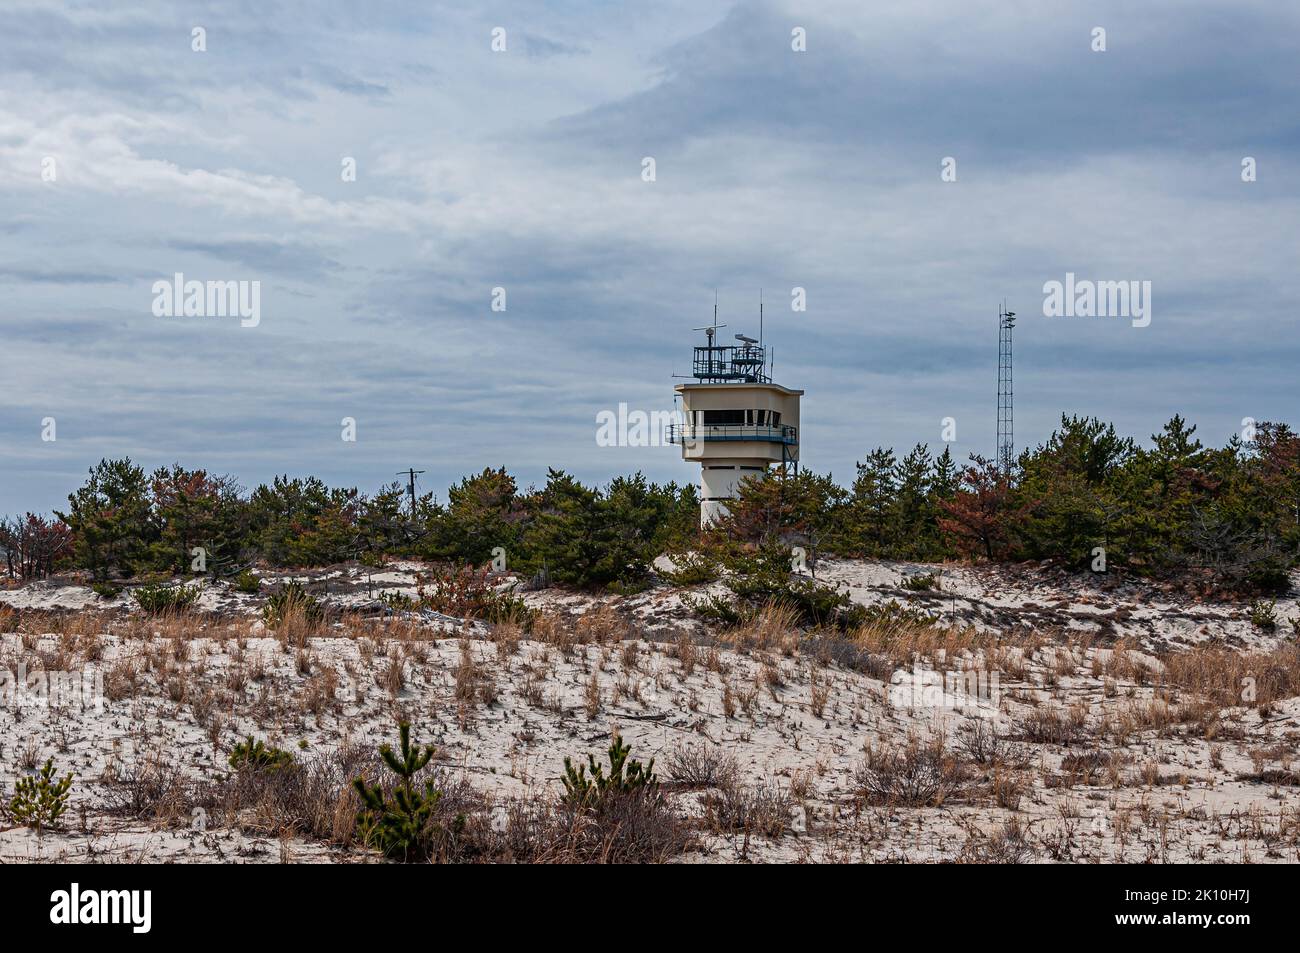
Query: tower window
702,409,746,426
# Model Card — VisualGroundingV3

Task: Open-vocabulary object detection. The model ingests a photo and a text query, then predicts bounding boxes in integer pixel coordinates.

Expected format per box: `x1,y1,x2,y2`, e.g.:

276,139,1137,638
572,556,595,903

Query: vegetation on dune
0,513,71,581
228,737,296,774
261,581,325,628
7,759,74,835
11,462,698,590
715,415,1300,594
561,734,659,809
415,563,533,624
0,414,1295,596
353,721,455,862
132,582,201,615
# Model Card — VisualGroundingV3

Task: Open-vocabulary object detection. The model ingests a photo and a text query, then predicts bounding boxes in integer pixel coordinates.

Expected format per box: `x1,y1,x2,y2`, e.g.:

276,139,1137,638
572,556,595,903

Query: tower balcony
666,423,797,445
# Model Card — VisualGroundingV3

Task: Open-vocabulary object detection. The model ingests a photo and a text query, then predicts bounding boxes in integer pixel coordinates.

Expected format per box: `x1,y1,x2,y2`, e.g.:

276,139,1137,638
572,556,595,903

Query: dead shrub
958,816,1033,864
1235,769,1300,787
858,736,966,807
200,742,463,847
665,742,738,789
101,749,193,824
1054,750,1127,788
959,718,1023,766
554,788,692,863
702,779,793,837
1016,707,1082,746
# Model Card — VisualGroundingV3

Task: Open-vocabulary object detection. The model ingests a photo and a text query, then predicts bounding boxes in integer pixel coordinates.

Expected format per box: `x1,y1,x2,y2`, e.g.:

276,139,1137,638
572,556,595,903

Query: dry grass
271,598,322,652
725,601,802,653
453,639,496,707
584,670,601,718
572,603,628,645
1016,707,1083,746
809,671,830,717
1161,643,1300,709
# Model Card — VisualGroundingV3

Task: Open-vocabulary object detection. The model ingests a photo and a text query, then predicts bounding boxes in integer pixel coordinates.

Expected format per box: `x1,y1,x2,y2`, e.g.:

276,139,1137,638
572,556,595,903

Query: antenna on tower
759,288,764,349
695,290,725,348
997,303,1016,475
692,322,727,347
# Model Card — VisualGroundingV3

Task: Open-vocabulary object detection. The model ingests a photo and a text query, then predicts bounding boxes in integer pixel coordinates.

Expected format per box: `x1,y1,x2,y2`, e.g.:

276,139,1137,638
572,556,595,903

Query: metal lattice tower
997,304,1016,474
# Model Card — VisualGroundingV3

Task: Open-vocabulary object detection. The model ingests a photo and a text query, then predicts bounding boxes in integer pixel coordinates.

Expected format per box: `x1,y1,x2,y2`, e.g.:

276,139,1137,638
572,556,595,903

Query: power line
396,468,425,516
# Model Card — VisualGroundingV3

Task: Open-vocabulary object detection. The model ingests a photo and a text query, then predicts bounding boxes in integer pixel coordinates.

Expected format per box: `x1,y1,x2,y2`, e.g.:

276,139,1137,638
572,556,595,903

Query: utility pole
997,304,1016,475
396,468,425,516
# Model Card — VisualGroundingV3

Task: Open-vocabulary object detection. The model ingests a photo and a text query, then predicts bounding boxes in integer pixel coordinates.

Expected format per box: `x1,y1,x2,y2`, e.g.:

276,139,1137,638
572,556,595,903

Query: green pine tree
9,758,73,835
353,722,449,862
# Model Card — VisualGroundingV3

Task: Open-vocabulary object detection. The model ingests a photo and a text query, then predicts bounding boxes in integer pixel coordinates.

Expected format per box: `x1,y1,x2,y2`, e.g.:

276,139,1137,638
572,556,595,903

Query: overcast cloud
1,0,1297,512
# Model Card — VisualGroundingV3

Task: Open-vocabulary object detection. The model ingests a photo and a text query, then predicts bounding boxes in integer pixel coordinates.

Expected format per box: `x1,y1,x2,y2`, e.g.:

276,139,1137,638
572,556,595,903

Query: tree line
3,460,697,590
725,415,1298,593
2,414,1296,593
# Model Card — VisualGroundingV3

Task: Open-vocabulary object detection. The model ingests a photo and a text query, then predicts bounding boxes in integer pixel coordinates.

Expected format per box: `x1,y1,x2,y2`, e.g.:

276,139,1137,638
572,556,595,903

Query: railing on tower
666,423,797,445
691,344,771,383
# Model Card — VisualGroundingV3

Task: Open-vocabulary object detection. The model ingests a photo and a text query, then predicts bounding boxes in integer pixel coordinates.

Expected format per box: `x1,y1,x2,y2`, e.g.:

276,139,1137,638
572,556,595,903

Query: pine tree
561,734,659,810
523,470,607,585
931,446,957,499
57,458,155,580
851,448,898,556
893,444,933,558
148,465,250,575
9,759,73,835
352,721,446,862
356,483,411,562
434,466,523,564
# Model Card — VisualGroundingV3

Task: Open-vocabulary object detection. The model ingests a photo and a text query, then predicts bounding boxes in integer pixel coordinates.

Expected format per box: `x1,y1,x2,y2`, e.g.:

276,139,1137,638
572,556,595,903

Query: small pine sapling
9,758,74,834
353,721,449,861
228,736,295,772
262,581,324,627
561,734,658,809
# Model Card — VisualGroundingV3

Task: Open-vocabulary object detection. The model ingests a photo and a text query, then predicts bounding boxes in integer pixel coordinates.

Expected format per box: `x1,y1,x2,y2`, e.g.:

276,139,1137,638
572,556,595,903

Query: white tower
669,316,802,525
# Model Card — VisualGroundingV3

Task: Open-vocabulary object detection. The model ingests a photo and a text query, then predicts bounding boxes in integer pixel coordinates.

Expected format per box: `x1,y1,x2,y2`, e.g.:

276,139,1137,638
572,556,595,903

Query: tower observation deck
668,318,802,525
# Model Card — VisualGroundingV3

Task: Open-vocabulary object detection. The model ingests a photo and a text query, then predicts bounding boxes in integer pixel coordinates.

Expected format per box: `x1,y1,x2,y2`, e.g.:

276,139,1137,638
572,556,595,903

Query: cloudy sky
2,0,1297,513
